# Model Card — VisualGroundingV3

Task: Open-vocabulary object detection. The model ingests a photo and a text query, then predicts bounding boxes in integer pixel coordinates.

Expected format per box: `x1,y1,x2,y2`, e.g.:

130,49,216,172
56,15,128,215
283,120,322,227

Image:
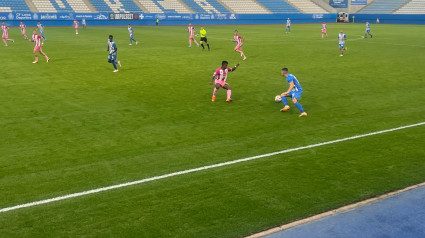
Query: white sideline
1,122,424,213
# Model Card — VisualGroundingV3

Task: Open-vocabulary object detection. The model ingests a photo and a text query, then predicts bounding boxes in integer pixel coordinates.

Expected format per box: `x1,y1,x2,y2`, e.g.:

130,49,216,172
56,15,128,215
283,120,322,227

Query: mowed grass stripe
1,121,424,213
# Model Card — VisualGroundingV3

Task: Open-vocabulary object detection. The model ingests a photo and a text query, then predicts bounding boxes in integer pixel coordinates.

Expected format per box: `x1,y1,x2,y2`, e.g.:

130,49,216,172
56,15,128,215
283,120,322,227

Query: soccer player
30,30,50,63
19,21,28,40
285,18,291,34
338,30,347,56
1,22,14,46
82,18,86,29
233,30,246,60
321,21,327,38
73,19,79,35
187,23,199,48
279,68,307,117
365,21,373,38
210,61,240,102
128,24,138,45
37,21,46,41
199,26,209,51
107,35,121,73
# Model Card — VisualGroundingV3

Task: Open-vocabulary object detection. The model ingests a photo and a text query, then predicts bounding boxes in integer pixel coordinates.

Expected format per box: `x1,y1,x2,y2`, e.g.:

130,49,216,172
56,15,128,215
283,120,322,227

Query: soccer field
0,23,424,237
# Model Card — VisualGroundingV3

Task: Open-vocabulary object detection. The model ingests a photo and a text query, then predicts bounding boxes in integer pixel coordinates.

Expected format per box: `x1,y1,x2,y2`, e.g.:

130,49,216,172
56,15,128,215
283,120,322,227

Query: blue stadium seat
256,0,300,13
180,0,230,13
87,0,143,13
358,0,409,14
48,0,74,13
0,0,30,12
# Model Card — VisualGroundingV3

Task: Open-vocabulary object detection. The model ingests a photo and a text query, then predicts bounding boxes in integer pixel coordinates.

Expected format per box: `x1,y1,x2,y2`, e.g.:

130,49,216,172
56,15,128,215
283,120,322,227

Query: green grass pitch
0,23,424,237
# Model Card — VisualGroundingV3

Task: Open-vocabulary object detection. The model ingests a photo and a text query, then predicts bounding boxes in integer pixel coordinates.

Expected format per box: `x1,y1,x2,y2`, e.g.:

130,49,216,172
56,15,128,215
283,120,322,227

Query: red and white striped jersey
19,23,26,32
1,25,8,35
188,26,195,36
213,67,234,82
32,34,42,47
233,35,243,45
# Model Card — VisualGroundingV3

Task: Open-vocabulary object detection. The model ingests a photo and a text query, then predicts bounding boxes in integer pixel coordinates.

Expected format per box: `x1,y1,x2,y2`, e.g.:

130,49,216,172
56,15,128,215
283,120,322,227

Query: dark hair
234,30,238,32
109,35,113,38
281,67,288,72
222,61,229,65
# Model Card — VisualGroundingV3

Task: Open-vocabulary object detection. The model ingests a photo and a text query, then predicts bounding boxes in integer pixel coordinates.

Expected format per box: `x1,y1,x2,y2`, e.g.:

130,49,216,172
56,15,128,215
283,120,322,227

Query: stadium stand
394,0,425,14
66,0,93,13
357,0,409,14
286,0,328,13
220,0,270,13
0,0,31,12
88,0,142,13
180,0,230,14
256,0,300,13
136,0,192,13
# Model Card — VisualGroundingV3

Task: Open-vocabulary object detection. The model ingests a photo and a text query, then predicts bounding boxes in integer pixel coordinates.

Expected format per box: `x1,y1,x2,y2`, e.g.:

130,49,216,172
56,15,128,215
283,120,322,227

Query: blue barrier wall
1,12,424,26
0,12,336,27
352,14,425,24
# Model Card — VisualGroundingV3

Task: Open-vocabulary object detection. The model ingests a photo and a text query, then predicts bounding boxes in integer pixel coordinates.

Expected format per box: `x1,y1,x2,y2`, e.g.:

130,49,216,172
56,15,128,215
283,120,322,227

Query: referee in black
199,26,210,51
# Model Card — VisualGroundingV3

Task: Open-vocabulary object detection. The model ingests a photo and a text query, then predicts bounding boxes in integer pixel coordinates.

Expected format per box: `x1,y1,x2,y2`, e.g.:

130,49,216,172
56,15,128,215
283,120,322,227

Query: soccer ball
275,95,282,102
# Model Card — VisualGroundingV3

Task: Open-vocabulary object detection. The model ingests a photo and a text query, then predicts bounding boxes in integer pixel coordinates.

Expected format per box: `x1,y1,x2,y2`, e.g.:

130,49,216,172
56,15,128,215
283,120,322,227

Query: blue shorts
130,33,133,38
108,53,117,61
366,29,370,33
286,25,290,29
40,31,44,35
339,43,345,49
288,90,303,100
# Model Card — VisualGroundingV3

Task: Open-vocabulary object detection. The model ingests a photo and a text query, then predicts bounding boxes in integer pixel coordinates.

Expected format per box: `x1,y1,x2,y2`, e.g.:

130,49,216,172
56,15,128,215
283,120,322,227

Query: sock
227,90,231,99
201,44,204,49
189,40,191,46
42,36,46,40
207,44,210,50
112,62,117,70
365,34,367,38
213,88,218,96
281,97,288,106
130,39,132,44
34,56,38,62
294,102,305,113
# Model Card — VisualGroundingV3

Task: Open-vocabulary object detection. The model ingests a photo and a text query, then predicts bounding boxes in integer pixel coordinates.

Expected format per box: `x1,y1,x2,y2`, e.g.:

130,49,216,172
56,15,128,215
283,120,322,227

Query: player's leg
33,48,39,63
39,48,49,62
189,36,192,47
223,83,232,102
239,46,247,60
200,40,205,50
292,93,307,116
205,38,210,50
212,83,221,102
280,93,291,112
194,38,199,47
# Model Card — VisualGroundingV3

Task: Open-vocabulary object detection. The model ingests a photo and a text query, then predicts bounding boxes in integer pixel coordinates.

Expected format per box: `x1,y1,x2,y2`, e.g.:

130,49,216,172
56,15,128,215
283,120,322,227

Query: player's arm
210,74,216,85
231,63,240,71
282,81,294,96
